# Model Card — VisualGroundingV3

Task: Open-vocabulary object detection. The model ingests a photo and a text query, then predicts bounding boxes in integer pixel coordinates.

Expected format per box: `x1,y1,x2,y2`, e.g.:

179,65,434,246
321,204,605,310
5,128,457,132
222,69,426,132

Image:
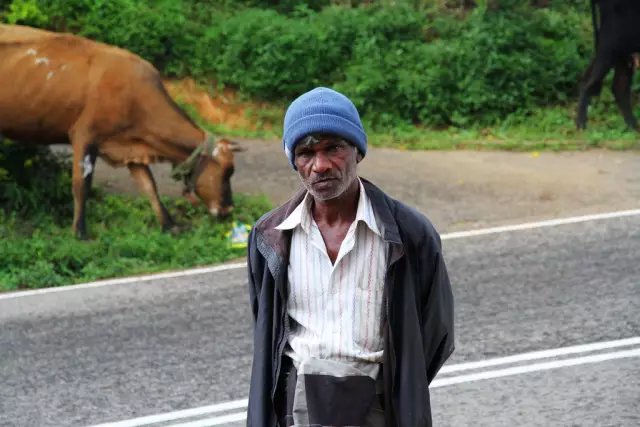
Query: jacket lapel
255,187,307,296
361,179,404,266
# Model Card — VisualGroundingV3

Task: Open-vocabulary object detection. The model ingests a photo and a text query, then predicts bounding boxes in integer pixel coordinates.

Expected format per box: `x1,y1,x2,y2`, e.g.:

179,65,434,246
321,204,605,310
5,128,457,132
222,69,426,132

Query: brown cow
0,24,243,239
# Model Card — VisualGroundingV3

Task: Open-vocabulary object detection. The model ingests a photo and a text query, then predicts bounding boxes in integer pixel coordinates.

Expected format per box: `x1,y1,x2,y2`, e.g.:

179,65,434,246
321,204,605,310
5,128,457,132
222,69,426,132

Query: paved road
1,213,639,427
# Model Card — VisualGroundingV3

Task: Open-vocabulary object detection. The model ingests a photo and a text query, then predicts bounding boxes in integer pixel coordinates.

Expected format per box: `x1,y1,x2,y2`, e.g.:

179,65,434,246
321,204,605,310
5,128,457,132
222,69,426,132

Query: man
246,87,454,427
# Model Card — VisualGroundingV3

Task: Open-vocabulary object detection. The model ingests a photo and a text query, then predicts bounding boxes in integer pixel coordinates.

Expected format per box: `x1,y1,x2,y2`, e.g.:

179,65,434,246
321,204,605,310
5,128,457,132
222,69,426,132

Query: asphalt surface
1,214,639,427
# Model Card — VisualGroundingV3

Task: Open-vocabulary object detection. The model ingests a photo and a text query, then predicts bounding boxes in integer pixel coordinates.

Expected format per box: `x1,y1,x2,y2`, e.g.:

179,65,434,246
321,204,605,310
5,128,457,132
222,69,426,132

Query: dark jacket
246,179,455,427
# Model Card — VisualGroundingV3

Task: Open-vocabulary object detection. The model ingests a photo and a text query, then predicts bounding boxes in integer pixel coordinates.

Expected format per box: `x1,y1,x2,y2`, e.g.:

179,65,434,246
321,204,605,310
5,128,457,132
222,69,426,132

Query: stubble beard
301,168,358,201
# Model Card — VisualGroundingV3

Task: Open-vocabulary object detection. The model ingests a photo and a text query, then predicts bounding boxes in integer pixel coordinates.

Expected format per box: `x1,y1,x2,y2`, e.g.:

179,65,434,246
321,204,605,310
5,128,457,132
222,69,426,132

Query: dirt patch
163,79,274,132
92,139,640,233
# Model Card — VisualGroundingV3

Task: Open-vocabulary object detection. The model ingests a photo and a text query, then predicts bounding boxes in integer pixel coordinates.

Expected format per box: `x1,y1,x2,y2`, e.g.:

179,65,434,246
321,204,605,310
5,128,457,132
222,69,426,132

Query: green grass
366,101,640,151
0,190,271,291
180,93,640,152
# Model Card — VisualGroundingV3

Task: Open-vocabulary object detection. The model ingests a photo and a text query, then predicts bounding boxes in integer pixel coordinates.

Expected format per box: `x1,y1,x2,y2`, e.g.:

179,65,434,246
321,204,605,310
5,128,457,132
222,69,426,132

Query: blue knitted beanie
283,87,367,169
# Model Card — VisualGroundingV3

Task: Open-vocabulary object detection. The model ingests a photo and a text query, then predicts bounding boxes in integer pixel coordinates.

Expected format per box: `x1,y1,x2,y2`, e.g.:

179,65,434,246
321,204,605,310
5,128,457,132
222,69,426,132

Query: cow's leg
70,136,97,240
127,163,176,232
577,55,612,130
611,57,638,130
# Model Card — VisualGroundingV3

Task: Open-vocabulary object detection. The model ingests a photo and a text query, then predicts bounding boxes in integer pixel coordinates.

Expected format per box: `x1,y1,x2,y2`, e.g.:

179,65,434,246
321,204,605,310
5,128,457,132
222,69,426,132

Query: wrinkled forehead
296,133,354,149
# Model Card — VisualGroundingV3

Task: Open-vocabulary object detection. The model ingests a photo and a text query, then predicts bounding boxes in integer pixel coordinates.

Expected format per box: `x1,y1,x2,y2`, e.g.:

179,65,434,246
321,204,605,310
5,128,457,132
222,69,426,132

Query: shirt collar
274,191,313,233
274,178,380,236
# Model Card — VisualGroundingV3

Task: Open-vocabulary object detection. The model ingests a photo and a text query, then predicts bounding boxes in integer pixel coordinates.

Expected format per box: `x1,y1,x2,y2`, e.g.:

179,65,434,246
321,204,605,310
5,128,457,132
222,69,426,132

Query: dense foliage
1,0,601,128
0,140,72,221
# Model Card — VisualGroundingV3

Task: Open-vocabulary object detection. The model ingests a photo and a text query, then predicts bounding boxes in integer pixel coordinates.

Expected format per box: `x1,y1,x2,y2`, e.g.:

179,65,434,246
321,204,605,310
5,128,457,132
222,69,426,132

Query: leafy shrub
339,4,592,127
196,5,425,100
1,0,92,30
0,140,72,221
2,0,196,75
77,0,195,75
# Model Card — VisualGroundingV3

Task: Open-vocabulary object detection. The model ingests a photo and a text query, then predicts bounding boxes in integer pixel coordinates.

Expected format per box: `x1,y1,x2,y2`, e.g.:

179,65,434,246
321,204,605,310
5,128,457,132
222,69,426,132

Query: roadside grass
175,85,640,152
369,103,640,151
0,190,271,291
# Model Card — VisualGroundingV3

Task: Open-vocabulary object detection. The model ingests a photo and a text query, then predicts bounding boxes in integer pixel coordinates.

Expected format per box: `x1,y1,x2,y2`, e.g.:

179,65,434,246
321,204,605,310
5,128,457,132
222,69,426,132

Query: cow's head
175,136,245,217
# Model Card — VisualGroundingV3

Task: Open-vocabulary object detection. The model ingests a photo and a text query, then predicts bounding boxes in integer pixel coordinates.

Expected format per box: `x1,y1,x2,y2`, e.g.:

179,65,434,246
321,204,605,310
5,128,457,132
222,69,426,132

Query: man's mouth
312,177,336,185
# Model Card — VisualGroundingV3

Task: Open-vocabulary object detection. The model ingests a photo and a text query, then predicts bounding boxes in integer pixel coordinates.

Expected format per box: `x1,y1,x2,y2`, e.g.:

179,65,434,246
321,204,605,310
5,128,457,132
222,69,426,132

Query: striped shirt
275,179,387,378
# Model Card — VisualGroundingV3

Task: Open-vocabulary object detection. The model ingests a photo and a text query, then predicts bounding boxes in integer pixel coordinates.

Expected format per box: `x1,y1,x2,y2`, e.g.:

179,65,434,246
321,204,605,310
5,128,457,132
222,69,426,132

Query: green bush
193,3,593,128
2,0,197,76
337,4,592,127
0,140,72,221
195,8,344,98
1,0,92,30
77,0,195,75
196,5,426,100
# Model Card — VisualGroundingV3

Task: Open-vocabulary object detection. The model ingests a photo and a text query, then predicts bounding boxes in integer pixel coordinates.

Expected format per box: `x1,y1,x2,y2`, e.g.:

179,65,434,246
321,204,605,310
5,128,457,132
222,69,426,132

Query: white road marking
2,208,638,300
34,56,49,65
0,263,247,300
431,347,640,388
439,336,640,374
85,339,640,427
441,208,640,240
86,400,248,427
166,412,247,427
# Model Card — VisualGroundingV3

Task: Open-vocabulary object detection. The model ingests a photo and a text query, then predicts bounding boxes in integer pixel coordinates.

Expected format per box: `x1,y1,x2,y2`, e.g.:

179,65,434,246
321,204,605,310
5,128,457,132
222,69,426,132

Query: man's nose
311,152,332,173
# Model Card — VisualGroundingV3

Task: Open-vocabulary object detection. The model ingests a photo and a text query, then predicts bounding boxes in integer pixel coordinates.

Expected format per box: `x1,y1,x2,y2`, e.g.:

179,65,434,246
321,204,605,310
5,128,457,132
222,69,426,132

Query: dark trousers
275,356,385,427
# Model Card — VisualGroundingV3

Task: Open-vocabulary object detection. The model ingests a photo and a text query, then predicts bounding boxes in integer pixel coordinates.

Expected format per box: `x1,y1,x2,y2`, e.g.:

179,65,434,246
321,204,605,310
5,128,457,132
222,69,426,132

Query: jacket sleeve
247,228,259,323
422,237,455,385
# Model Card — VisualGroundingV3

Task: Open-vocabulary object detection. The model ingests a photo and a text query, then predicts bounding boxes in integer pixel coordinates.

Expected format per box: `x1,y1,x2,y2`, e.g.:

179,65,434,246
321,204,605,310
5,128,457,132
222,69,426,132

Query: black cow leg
612,58,638,131
577,56,611,130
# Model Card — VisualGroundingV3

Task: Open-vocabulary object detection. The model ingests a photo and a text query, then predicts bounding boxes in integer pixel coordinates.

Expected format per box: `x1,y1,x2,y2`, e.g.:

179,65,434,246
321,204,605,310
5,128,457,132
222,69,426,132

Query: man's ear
356,151,364,163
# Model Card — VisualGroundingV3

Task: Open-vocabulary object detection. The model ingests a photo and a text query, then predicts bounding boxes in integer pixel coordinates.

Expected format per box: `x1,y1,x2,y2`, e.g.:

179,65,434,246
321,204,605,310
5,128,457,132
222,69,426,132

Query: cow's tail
591,0,600,48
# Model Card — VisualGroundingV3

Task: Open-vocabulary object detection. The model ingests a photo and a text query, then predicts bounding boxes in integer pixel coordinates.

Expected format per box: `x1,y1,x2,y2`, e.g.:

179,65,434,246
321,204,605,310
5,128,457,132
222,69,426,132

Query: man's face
293,134,360,201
